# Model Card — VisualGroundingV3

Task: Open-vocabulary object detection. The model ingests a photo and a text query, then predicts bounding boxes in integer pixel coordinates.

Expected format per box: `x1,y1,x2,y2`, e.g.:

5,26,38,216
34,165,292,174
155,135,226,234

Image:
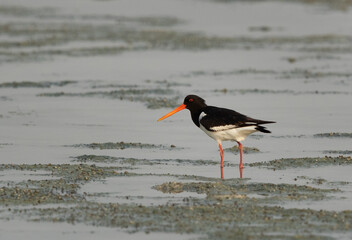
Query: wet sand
0,0,352,239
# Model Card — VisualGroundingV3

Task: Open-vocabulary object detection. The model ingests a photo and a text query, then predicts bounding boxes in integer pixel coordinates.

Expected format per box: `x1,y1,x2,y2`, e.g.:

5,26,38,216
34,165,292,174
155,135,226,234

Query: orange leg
218,143,224,179
237,141,243,179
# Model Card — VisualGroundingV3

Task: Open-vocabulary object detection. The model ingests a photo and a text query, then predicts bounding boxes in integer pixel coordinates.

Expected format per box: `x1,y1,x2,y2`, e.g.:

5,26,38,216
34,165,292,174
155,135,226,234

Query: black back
183,95,275,133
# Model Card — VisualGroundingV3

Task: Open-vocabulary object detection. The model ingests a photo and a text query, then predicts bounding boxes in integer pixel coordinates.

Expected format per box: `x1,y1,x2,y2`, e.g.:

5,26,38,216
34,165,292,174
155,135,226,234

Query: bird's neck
189,106,206,128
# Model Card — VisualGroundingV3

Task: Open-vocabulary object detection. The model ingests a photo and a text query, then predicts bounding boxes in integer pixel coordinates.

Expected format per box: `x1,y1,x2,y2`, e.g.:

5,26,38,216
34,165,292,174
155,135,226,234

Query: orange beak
157,104,186,121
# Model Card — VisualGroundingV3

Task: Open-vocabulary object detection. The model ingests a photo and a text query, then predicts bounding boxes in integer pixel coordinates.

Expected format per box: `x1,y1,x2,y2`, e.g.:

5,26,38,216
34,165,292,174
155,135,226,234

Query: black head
157,95,207,123
183,95,207,111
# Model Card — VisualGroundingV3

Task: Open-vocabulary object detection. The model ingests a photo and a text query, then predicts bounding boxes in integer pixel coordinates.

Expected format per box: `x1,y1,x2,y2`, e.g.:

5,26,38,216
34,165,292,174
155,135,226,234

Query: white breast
199,123,257,143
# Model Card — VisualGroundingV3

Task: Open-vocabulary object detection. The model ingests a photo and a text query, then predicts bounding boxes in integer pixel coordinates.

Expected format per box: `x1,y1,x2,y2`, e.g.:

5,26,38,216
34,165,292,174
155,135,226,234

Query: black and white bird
158,95,275,179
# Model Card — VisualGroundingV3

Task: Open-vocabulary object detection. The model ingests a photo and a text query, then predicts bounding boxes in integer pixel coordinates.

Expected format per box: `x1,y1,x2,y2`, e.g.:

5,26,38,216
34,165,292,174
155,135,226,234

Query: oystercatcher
158,95,275,179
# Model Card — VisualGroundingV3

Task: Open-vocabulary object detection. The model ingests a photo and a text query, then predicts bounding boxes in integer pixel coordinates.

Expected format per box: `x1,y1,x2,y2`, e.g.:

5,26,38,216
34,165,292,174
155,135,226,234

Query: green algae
153,79,192,87
143,96,180,109
0,5,55,18
70,141,179,150
323,150,352,155
0,143,13,147
214,0,352,11
215,88,294,95
0,80,76,88
9,198,352,240
314,133,352,138
0,96,12,101
37,88,180,109
2,18,352,63
133,16,182,27
38,88,173,97
0,162,350,239
224,145,260,154
0,164,121,182
72,154,219,166
189,68,352,81
185,68,276,77
296,176,328,185
281,68,352,79
297,176,351,187
271,134,307,138
1,178,83,205
0,163,125,205
154,180,337,202
249,156,352,170
91,84,138,89
214,88,351,95
72,155,119,163
0,5,181,27
72,155,165,166
0,185,82,205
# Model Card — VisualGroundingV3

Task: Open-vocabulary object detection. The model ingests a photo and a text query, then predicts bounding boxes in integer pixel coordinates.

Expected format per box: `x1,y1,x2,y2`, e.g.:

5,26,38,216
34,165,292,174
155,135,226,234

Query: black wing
200,106,275,132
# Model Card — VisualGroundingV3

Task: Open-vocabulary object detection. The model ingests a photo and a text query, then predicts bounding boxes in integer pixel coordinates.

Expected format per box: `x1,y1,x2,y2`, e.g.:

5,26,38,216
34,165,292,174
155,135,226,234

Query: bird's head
157,95,206,121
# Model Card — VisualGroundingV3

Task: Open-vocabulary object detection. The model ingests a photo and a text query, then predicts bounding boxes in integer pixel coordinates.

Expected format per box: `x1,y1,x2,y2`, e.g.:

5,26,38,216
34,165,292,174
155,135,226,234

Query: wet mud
249,156,352,170
0,160,350,239
4,179,350,240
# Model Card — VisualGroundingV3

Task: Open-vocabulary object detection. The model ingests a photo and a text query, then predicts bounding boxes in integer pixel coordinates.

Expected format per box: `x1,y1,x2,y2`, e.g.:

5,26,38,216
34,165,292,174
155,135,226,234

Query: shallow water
0,0,352,239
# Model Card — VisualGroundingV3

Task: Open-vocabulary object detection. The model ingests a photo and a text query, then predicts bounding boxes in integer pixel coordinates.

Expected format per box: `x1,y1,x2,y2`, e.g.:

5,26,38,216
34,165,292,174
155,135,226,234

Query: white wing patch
210,124,238,131
199,112,207,122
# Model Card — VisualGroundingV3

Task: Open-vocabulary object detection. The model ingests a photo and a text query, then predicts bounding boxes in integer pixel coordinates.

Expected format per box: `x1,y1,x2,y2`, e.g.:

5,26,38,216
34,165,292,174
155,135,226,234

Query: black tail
255,125,272,133
246,117,275,133
255,120,276,125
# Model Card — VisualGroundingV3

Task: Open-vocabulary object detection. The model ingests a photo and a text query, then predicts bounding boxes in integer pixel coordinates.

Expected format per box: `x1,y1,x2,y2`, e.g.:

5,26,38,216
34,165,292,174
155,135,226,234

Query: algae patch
10,198,352,240
0,80,76,88
0,163,123,205
215,0,352,11
0,181,82,205
224,145,260,154
2,19,352,63
38,88,180,109
214,88,351,96
187,68,352,81
70,141,179,150
323,150,352,155
0,163,349,239
72,155,119,163
0,164,121,181
72,154,219,166
314,133,352,138
249,156,352,170
154,180,337,202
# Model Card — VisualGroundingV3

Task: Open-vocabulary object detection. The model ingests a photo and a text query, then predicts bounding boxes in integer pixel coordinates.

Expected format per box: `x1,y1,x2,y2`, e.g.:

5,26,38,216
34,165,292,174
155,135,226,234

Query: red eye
189,98,193,102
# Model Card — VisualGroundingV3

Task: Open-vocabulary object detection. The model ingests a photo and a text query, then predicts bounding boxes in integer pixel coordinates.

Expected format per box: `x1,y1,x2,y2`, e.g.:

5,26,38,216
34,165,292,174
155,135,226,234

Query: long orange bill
157,104,186,121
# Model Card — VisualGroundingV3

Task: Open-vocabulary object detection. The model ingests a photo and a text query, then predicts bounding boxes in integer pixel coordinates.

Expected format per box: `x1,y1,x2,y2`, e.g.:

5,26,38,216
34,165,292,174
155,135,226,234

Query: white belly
199,124,257,143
